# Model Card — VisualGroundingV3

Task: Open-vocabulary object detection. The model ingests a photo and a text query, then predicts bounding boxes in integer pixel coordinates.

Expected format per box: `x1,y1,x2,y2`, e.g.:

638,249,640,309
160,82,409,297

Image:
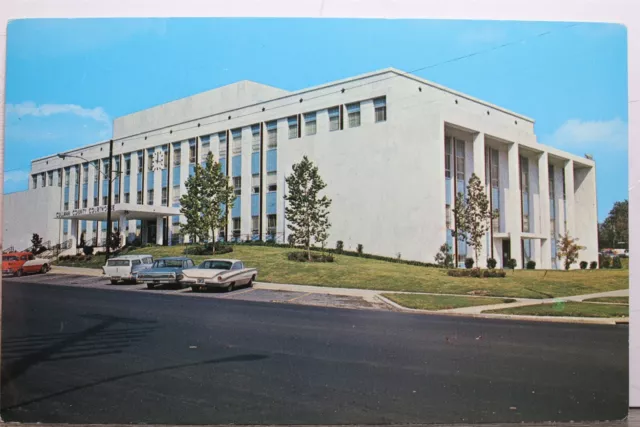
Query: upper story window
189,139,196,163
444,138,452,179
233,177,242,196
83,164,89,183
41,172,47,187
455,140,465,182
490,149,499,189
304,112,317,136
162,146,169,170
267,171,277,192
251,124,260,152
520,156,529,193
92,161,99,182
173,145,182,166
346,102,361,128
374,97,387,122
200,136,210,162
232,128,242,155
64,168,70,187
266,121,278,148
147,151,154,171
548,165,555,199
137,152,144,173
288,116,298,139
102,160,110,177
48,171,53,186
252,174,260,194
219,132,228,157
328,107,340,131
561,168,566,200
32,175,38,189
125,157,131,175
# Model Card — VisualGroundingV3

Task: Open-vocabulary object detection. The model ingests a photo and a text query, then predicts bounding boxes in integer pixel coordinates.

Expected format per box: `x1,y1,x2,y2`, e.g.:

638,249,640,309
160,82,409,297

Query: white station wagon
102,254,153,285
181,259,257,292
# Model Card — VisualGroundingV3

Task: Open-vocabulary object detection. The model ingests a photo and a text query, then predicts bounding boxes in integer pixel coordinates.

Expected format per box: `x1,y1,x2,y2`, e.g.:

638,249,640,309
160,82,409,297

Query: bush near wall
287,252,334,263
183,243,234,256
447,269,507,278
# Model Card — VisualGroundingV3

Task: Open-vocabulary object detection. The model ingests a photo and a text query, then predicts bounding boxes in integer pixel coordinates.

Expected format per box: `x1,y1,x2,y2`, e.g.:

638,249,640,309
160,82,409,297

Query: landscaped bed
583,296,629,304
54,244,629,299
484,301,629,318
382,293,516,311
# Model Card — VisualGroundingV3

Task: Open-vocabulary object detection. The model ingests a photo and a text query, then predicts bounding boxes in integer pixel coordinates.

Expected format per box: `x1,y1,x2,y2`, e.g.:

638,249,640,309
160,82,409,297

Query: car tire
226,282,234,292
110,279,118,285
191,286,199,292
15,269,23,277
40,264,49,274
248,276,255,288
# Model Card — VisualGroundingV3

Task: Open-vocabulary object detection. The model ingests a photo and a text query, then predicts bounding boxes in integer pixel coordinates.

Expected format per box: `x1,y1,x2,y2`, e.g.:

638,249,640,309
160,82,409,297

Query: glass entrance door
502,239,511,268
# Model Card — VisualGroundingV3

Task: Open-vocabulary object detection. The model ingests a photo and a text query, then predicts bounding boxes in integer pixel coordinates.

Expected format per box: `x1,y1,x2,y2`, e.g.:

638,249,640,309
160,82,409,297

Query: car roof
156,257,191,261
202,259,240,263
4,252,31,256
110,254,152,259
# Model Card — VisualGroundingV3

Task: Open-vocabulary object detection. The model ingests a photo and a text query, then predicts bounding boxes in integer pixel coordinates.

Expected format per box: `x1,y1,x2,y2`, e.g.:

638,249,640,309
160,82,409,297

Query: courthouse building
3,68,598,268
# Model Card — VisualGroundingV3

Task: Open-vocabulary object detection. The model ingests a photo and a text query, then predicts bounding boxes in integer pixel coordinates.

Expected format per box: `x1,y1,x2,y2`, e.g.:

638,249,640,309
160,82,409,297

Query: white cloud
6,102,110,125
3,170,30,185
545,118,627,150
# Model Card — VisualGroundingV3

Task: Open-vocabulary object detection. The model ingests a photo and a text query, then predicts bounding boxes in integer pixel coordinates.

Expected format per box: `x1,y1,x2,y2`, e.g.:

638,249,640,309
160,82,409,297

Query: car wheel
147,283,155,290
191,286,199,292
248,276,255,288
15,269,23,277
226,282,234,292
40,264,49,274
110,279,118,285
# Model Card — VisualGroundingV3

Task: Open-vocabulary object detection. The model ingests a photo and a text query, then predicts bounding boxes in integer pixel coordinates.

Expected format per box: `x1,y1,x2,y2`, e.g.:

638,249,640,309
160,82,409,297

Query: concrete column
507,142,522,268
472,132,487,268
564,160,576,238
538,152,551,269
156,216,164,246
119,213,127,247
70,220,78,252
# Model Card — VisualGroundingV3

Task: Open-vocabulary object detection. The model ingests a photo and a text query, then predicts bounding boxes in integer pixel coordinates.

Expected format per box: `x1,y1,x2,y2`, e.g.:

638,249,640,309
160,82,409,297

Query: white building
3,68,598,269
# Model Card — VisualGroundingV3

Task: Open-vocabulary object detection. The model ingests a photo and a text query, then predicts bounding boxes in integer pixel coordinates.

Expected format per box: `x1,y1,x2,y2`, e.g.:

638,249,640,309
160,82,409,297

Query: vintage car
136,257,197,289
102,254,154,285
181,259,257,292
2,251,51,277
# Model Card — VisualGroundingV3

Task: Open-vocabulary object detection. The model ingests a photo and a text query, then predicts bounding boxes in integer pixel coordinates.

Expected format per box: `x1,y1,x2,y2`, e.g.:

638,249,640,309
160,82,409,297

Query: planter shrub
447,269,506,278
464,258,475,269
612,256,623,269
83,246,94,256
526,260,536,270
580,261,588,270
287,252,334,263
601,257,611,269
356,244,364,255
486,258,497,269
336,240,344,254
506,258,517,270
590,261,598,270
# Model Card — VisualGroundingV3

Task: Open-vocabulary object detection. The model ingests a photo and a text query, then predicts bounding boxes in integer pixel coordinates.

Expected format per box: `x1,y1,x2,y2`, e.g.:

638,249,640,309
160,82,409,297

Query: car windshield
3,256,19,261
153,259,184,268
107,259,130,267
200,260,232,270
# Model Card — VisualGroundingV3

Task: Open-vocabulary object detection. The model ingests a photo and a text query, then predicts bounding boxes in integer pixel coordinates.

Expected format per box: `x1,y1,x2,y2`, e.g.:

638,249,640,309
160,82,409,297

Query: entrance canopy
55,203,180,221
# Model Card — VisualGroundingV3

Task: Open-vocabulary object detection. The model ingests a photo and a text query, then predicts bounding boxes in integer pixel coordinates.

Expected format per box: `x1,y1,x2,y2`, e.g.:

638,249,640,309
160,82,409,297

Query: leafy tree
557,231,585,270
598,200,628,250
434,243,453,268
30,233,43,254
108,231,121,252
180,152,235,252
284,156,332,261
452,173,499,268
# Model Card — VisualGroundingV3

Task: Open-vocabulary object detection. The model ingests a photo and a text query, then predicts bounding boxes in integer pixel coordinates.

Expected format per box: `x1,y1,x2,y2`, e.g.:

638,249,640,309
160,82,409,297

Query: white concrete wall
573,165,599,266
3,186,62,251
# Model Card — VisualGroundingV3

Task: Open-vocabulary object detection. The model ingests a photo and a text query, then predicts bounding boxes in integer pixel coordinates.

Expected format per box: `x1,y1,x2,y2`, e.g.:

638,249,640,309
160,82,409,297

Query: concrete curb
375,295,627,326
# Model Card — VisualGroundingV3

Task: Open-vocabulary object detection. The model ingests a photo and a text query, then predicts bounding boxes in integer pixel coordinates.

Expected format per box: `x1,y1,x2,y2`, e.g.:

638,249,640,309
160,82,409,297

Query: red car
2,251,50,277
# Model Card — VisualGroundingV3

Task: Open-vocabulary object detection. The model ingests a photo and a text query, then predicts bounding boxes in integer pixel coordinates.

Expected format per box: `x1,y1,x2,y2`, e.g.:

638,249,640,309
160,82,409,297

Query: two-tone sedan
136,257,196,289
181,259,257,292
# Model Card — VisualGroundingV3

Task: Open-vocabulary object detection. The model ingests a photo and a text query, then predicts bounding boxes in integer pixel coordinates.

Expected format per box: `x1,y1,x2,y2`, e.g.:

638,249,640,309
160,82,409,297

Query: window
231,128,242,155
47,171,53,186
83,199,88,208
40,173,46,187
122,157,130,175
288,116,298,139
520,156,529,193
94,195,99,207
490,149,499,188
137,191,143,205
444,138,452,179
147,189,154,205
161,187,168,205
58,170,63,187
266,121,277,148
304,112,317,136
102,196,108,206
65,170,70,187
137,152,144,173
189,139,196,163
251,124,260,152
147,152,154,171
252,174,260,194
233,177,242,196
32,175,37,189
91,162,98,182
102,160,109,177
74,199,80,209
83,165,89,183
328,107,340,131
252,216,259,235
267,171,277,192
267,214,277,235
64,201,69,210
445,205,452,229
173,185,180,204
200,136,210,162
114,194,120,204
232,218,241,237
219,132,228,157
548,165,555,199
346,103,361,128
374,97,387,122
455,140,465,182
125,193,130,203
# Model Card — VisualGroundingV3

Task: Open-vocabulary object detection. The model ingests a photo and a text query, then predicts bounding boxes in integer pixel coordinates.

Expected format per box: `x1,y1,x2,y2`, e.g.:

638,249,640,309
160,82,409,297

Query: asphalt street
0,278,629,425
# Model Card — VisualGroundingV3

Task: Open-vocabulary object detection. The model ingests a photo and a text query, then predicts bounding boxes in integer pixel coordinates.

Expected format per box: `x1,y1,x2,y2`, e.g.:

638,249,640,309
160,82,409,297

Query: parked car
137,257,197,289
2,251,50,277
181,259,257,292
102,254,153,285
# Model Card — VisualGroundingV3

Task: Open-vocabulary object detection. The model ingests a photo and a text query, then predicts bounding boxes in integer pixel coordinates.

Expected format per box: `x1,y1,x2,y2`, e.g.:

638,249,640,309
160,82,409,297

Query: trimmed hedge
184,243,234,256
447,268,507,278
287,252,334,263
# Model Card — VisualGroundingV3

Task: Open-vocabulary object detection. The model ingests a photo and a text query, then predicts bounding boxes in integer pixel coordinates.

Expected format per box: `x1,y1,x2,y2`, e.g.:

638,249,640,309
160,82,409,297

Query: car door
23,254,35,273
20,254,31,273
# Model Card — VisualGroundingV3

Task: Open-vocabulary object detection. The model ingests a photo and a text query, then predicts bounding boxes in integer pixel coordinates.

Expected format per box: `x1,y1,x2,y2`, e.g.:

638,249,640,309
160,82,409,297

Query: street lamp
58,139,122,260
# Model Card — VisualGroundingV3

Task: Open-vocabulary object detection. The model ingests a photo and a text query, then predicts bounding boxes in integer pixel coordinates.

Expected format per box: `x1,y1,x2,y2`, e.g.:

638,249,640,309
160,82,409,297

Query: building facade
4,68,598,268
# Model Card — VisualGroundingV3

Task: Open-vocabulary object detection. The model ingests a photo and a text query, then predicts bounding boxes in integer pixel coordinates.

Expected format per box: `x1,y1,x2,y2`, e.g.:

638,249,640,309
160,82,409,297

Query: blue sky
4,18,628,221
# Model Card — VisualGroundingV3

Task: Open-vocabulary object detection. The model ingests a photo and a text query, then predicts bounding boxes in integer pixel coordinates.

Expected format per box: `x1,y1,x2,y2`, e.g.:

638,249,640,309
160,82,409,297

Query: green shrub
447,269,506,278
184,244,233,256
526,260,536,270
464,258,474,269
486,258,497,269
356,244,363,255
86,255,93,261
336,240,344,254
82,246,94,256
506,258,517,270
590,261,598,270
612,256,623,269
580,261,588,270
601,257,611,269
287,252,334,263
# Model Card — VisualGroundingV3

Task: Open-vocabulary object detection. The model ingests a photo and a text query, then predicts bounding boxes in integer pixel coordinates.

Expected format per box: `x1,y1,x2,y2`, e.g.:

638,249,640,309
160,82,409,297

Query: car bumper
2,270,14,276
141,278,179,285
183,279,228,288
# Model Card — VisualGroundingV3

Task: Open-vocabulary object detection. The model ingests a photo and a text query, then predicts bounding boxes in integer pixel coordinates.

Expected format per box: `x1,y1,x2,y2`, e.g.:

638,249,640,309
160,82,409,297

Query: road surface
1,279,629,425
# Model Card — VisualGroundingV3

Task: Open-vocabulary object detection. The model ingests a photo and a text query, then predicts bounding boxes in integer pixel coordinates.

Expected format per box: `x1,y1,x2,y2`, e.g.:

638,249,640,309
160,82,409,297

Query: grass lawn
55,245,629,299
382,293,516,310
485,301,629,318
583,296,629,304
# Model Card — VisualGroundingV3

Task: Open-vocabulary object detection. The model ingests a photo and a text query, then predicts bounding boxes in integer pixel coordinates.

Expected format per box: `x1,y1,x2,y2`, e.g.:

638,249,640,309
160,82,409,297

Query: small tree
612,256,623,269
434,243,454,268
486,258,497,269
601,257,611,269
336,240,344,254
31,233,43,254
284,156,332,261
556,231,585,271
506,258,517,271
108,231,121,252
356,244,364,255
580,261,588,270
452,173,499,268
590,261,598,270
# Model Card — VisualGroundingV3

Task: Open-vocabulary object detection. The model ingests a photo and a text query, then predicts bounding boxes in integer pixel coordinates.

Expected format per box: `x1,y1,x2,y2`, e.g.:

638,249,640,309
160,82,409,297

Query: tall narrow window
48,171,53,186
346,102,361,128
304,112,317,136
251,124,260,152
374,97,387,122
328,107,340,131
65,170,70,187
174,145,182,165
267,214,277,236
232,218,241,238
137,152,144,173
232,128,242,154
137,190,143,205
233,177,242,196
444,138,452,179
252,216,260,236
42,173,47,187
147,152,154,171
520,156,530,233
267,171,277,192
189,139,196,163
147,189,154,205
266,121,278,148
161,187,168,205
58,169,63,187
219,132,228,157
200,136,210,162
32,175,38,189
455,140,466,183
252,174,260,194
288,116,298,139
125,157,131,175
